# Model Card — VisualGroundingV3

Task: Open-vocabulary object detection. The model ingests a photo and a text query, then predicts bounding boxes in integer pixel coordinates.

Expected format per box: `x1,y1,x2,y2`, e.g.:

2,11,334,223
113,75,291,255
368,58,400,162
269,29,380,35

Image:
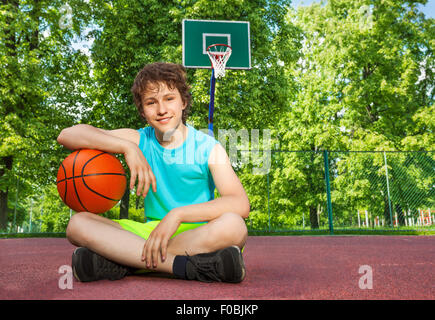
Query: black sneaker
185,246,246,283
72,247,132,282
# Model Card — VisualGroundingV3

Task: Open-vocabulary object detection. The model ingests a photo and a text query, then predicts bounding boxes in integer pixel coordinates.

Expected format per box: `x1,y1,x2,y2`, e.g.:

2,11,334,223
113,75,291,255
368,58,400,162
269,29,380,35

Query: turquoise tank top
137,124,218,221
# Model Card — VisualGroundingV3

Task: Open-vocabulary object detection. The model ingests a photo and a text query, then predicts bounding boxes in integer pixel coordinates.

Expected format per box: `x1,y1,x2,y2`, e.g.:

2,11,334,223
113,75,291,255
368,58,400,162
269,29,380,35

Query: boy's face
141,82,186,134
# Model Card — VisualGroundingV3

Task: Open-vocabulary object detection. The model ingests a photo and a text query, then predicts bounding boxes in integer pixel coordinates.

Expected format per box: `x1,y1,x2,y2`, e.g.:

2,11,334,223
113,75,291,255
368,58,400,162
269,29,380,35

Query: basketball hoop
206,44,232,79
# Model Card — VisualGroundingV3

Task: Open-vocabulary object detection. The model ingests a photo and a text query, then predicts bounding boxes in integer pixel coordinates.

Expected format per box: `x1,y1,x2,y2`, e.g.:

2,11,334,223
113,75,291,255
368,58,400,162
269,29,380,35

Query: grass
248,228,435,236
1,228,434,239
0,232,66,239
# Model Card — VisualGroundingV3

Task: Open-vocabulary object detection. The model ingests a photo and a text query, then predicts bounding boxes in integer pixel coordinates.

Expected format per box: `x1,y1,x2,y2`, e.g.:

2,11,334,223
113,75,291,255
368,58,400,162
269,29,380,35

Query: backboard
182,19,251,70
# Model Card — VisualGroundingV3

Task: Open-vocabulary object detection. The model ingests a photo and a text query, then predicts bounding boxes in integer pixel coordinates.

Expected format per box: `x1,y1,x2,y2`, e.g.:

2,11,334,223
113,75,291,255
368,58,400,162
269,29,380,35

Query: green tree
0,0,92,230
269,0,434,229
288,0,433,151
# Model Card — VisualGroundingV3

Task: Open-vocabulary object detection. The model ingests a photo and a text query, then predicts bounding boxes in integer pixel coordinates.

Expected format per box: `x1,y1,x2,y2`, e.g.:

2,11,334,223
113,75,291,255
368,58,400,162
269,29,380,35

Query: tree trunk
307,148,320,229
383,198,391,226
0,190,8,231
396,203,405,226
0,156,13,230
119,187,129,219
309,205,319,229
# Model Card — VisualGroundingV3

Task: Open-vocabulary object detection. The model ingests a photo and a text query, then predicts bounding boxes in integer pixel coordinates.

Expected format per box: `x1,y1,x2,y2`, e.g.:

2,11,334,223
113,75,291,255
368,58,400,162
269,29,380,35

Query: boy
57,62,250,283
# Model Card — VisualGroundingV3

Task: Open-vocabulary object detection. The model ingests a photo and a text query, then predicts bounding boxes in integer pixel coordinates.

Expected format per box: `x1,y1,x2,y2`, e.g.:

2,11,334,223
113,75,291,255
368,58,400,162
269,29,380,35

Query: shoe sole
71,247,85,282
228,245,246,283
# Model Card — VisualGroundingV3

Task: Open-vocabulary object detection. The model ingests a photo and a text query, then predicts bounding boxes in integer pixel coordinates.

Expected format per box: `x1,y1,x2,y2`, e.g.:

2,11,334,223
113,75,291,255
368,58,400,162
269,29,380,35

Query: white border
182,19,251,70
202,33,231,54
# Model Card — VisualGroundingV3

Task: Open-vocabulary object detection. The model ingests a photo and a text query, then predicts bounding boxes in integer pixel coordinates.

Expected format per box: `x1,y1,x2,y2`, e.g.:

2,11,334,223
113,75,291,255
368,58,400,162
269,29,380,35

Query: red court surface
0,236,434,300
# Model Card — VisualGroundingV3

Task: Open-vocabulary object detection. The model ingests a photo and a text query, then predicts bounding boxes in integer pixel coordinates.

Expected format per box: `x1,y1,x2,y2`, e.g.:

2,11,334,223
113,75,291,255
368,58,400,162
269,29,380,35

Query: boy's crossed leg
66,212,247,282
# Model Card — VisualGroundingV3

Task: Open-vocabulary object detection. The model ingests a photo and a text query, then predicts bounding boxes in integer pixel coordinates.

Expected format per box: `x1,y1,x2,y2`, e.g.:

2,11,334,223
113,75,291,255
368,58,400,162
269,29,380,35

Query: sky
72,1,435,54
291,0,435,19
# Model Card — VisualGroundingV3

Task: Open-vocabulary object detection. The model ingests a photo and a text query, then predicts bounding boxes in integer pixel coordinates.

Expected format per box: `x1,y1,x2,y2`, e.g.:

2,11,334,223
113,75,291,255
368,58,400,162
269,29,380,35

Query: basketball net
206,44,232,79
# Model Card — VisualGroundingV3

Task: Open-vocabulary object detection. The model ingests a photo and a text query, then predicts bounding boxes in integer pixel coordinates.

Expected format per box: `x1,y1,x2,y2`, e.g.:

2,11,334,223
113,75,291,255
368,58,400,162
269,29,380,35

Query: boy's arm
57,124,156,197
57,124,139,152
172,143,250,222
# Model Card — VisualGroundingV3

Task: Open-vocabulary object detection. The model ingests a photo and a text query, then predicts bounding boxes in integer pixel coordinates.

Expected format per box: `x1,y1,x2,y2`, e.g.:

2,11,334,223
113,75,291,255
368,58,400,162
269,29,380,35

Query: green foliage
1,0,433,234
0,0,93,229
284,0,434,151
31,185,71,233
103,206,145,223
248,0,435,230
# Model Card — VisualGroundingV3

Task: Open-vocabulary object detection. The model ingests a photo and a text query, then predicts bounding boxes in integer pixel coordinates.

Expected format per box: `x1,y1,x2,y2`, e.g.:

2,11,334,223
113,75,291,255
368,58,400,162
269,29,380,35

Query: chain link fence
242,151,434,233
1,151,434,235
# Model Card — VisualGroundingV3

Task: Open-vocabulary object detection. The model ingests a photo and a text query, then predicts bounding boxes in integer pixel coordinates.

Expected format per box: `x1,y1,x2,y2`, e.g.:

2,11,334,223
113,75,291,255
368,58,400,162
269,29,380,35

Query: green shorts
113,219,206,240
113,218,245,254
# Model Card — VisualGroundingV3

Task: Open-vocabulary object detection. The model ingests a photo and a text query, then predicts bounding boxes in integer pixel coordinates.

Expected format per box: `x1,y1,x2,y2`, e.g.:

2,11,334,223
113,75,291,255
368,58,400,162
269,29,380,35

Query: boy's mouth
156,116,172,124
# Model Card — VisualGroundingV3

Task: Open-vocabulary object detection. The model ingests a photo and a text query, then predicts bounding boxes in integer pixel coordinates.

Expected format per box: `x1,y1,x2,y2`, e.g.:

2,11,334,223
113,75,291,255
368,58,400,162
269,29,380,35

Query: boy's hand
123,143,157,197
141,210,181,269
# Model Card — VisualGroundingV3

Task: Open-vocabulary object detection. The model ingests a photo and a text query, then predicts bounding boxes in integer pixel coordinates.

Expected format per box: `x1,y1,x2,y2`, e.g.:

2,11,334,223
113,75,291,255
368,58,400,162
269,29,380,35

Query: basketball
56,149,127,214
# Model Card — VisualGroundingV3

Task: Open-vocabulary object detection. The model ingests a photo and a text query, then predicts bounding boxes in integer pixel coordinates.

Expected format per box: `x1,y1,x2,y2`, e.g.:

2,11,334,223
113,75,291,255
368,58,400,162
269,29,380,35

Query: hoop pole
208,69,216,136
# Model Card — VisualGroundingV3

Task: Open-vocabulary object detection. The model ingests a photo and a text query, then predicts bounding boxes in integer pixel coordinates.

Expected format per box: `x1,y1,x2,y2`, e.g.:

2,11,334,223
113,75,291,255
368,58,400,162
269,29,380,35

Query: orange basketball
56,149,127,214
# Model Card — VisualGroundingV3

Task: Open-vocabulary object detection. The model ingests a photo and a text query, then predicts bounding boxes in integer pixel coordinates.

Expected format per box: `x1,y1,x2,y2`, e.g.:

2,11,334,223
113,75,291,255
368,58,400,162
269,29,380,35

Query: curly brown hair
131,62,192,124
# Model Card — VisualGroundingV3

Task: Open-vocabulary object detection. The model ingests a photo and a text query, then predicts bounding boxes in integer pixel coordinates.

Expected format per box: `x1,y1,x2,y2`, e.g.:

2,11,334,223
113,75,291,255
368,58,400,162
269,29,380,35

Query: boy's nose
157,101,168,114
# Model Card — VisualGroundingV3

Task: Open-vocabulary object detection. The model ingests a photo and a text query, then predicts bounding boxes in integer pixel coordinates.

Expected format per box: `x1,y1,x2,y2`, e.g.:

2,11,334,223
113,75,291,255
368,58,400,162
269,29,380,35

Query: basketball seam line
56,172,126,184
60,162,67,203
80,151,125,203
72,149,89,212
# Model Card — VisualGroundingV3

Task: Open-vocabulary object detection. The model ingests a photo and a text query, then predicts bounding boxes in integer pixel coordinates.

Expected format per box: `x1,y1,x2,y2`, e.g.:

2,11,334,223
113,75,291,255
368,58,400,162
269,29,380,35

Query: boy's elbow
57,128,68,145
57,124,88,146
57,124,83,146
57,126,75,146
